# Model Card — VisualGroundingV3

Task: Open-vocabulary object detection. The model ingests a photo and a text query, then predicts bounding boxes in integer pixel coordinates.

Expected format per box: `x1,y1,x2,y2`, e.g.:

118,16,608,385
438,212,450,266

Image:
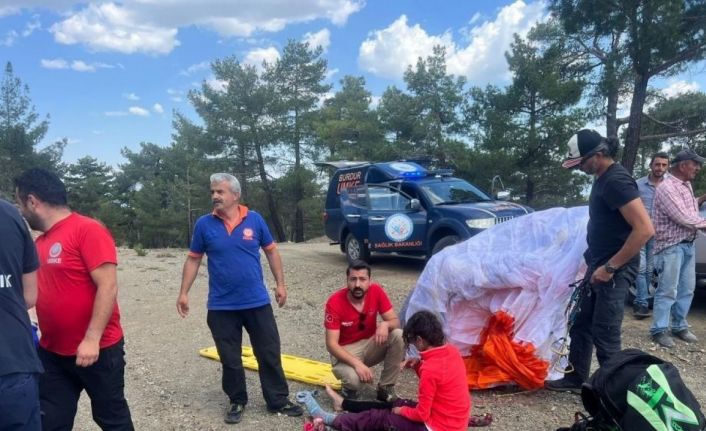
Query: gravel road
71,241,706,430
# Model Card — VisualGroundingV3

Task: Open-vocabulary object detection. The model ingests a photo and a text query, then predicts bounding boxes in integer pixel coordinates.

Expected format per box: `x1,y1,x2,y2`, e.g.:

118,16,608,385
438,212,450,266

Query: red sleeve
324,297,341,330
79,220,118,271
375,284,393,314
398,363,436,423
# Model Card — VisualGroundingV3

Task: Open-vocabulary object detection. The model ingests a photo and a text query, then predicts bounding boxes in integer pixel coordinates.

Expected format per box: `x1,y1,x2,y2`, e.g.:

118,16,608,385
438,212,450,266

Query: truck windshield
420,180,492,204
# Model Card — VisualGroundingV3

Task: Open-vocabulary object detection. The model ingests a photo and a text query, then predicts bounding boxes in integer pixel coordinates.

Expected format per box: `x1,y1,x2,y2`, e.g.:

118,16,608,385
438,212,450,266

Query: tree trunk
253,129,286,242
621,74,649,174
293,107,305,242
525,176,535,206
605,88,619,138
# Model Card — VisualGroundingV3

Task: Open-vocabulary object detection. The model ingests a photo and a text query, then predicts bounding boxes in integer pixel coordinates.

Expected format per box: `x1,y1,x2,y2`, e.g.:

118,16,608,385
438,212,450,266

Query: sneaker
340,387,359,400
633,304,651,319
544,377,582,394
672,329,698,343
652,331,675,348
267,400,304,417
224,402,244,424
376,384,398,403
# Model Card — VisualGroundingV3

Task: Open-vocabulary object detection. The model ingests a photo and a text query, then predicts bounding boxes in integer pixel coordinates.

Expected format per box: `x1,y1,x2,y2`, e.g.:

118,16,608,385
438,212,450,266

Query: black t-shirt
585,163,640,267
0,199,43,376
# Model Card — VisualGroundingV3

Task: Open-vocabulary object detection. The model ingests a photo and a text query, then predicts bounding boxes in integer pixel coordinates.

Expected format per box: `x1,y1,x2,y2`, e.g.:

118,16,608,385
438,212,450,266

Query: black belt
680,239,694,244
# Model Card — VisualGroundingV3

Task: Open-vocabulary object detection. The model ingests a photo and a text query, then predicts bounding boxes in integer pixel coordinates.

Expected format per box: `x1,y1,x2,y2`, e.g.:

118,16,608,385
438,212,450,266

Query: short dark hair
403,310,445,348
14,168,68,206
650,152,669,165
346,260,371,277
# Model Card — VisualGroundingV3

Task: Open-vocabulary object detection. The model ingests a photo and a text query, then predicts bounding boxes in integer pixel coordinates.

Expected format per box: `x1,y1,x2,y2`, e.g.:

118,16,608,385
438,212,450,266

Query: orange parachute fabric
463,310,549,390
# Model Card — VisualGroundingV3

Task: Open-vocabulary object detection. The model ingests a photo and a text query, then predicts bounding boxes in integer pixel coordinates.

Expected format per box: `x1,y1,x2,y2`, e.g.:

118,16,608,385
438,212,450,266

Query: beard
350,287,366,299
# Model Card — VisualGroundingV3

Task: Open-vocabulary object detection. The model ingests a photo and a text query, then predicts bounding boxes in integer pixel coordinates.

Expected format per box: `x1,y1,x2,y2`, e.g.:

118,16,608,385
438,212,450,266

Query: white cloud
41,58,116,72
128,106,150,116
123,92,140,101
358,1,547,83
180,61,210,76
29,0,363,55
325,68,340,80
22,16,41,37
167,88,183,102
369,95,381,109
105,110,128,116
0,30,18,46
243,46,280,69
303,28,331,52
152,103,164,114
206,78,229,92
41,58,69,69
662,79,700,98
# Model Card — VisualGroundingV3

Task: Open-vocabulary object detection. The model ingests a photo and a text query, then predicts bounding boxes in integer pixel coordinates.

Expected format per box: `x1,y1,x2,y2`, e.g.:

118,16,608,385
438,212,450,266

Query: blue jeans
0,372,41,431
650,242,696,336
634,238,655,307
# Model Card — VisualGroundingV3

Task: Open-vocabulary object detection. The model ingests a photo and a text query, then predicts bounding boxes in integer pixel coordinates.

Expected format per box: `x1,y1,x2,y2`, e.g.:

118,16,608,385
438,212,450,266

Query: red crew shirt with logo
35,213,124,356
324,283,393,346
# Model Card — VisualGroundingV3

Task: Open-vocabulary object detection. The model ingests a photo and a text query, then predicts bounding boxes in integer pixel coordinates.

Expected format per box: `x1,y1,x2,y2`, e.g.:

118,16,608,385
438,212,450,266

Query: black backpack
558,348,706,431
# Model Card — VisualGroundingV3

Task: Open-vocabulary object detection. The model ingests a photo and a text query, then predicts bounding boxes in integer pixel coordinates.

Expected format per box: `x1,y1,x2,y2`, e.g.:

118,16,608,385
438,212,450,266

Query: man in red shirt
325,261,405,401
14,169,133,431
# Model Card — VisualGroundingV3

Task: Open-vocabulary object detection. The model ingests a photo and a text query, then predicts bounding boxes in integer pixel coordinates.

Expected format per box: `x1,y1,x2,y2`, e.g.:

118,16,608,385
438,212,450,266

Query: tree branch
641,128,706,141
648,43,706,77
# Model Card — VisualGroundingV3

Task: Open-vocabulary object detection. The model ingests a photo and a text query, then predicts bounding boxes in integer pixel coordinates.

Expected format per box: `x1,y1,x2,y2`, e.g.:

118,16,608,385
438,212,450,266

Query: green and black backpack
558,348,705,431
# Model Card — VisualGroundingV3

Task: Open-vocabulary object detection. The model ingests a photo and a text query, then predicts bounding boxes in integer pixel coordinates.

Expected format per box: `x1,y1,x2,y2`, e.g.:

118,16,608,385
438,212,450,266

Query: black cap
562,129,607,169
672,148,706,165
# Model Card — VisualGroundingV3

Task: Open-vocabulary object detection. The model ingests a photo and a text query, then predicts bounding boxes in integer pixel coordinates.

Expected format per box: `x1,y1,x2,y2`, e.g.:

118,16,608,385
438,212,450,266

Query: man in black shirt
0,199,43,429
546,130,654,393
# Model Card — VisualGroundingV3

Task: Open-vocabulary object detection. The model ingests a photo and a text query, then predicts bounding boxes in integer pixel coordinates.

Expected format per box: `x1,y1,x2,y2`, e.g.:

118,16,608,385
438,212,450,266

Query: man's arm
325,328,374,384
22,270,38,309
374,309,401,345
177,254,203,318
77,263,119,367
593,198,654,283
264,246,287,307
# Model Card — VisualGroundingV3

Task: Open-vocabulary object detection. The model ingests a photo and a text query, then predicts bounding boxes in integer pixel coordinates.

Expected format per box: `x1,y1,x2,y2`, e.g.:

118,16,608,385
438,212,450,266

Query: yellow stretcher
199,346,342,390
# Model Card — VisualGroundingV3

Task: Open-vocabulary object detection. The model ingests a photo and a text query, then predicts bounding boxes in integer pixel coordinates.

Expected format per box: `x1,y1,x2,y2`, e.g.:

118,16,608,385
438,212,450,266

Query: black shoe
633,304,650,319
652,331,675,348
376,385,398,403
224,402,244,424
672,329,698,343
341,387,359,400
267,400,303,417
544,377,582,394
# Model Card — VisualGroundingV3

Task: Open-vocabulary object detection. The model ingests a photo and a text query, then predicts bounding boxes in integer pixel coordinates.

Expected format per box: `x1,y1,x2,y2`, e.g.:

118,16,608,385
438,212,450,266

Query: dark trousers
38,340,134,431
333,398,424,431
0,372,41,431
568,257,638,382
207,305,289,409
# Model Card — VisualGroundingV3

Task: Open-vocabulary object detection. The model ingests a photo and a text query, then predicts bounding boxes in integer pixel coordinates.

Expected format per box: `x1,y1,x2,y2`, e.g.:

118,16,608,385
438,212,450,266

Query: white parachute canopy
403,206,589,387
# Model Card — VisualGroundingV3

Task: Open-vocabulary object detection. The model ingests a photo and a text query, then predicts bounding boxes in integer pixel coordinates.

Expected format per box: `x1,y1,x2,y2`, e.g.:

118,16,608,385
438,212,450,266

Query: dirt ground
71,241,706,430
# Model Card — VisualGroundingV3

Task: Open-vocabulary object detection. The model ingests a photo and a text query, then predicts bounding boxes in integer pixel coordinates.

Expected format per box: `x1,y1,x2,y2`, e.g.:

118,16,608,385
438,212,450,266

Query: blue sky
1,0,704,167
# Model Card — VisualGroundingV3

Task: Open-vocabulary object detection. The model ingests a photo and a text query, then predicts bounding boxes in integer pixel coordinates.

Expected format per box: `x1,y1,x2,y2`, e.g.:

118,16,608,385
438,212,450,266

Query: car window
420,179,492,205
368,186,411,211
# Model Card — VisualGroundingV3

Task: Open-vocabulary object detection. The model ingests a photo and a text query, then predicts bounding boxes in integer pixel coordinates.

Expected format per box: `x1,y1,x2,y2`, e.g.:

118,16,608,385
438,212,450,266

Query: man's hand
374,321,389,345
177,293,189,318
274,285,287,308
76,338,100,367
591,265,614,284
354,362,374,384
391,407,402,415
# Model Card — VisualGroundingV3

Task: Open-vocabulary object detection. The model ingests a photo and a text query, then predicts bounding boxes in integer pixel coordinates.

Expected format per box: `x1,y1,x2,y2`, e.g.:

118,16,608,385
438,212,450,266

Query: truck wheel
431,235,460,256
345,233,370,263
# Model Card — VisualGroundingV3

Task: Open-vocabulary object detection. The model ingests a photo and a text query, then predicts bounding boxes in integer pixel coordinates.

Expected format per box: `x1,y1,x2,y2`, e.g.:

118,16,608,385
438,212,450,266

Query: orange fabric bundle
463,310,549,390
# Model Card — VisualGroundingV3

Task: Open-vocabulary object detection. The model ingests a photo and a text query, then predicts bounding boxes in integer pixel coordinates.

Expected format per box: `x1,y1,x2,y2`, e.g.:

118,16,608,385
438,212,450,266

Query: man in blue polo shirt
0,199,43,430
177,173,302,424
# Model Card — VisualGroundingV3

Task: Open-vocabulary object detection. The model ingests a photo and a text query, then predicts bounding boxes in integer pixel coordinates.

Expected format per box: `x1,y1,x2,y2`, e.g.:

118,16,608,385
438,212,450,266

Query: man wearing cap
649,149,706,348
633,152,669,319
546,129,654,393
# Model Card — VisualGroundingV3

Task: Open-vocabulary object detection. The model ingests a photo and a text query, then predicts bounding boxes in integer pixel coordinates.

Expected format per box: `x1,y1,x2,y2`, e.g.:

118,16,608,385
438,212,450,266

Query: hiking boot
224,402,244,424
672,329,698,343
376,384,398,403
544,377,582,394
633,304,650,319
652,331,675,348
267,400,304,417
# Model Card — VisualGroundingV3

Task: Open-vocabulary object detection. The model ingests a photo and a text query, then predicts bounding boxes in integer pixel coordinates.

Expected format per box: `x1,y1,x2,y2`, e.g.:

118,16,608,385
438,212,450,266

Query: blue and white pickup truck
320,160,532,263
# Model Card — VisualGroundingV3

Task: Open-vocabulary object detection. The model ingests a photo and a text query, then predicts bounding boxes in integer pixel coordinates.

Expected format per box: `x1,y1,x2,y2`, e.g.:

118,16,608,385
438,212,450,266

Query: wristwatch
604,262,619,274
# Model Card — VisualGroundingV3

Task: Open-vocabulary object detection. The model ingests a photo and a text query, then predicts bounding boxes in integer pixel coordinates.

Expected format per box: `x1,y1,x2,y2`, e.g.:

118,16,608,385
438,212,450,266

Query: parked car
319,160,532,263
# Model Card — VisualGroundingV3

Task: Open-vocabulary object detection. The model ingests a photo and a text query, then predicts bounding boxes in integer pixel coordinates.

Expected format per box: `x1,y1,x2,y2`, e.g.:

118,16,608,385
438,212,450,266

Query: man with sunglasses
546,129,654,394
324,261,405,402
